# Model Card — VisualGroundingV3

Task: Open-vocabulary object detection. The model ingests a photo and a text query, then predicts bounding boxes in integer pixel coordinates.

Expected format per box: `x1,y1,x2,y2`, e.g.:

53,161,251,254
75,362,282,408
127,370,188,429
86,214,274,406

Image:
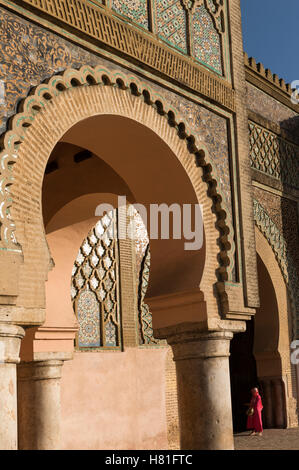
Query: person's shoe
258,432,263,437
250,431,256,436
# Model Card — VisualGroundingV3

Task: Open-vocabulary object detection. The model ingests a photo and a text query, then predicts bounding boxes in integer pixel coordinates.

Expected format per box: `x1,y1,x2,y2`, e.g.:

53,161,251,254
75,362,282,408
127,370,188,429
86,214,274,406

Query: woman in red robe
247,387,263,435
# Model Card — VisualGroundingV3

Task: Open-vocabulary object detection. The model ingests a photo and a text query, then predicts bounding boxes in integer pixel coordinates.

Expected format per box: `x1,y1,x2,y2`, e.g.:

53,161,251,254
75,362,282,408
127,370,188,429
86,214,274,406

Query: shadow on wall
279,116,299,427
230,253,287,432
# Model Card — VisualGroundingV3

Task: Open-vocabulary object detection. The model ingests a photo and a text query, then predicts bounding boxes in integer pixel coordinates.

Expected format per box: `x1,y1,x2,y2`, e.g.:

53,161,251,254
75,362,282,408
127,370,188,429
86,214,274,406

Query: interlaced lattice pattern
249,121,299,189
71,207,158,349
71,212,121,349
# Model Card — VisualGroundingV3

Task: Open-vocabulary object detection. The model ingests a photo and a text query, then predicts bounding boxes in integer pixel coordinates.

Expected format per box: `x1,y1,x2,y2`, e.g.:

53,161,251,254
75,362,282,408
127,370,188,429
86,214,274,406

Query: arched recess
0,66,233,328
253,199,299,428
230,226,298,431
255,228,298,428
253,199,299,340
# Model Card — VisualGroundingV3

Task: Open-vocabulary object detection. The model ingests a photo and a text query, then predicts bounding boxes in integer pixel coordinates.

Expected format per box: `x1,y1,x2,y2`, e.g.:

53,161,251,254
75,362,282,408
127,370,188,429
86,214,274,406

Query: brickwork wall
247,83,299,134
227,0,259,307
119,219,139,348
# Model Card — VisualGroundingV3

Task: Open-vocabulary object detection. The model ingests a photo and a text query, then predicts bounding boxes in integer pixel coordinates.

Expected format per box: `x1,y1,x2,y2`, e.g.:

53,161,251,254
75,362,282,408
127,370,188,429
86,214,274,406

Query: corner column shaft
168,330,234,450
17,360,63,450
0,323,25,450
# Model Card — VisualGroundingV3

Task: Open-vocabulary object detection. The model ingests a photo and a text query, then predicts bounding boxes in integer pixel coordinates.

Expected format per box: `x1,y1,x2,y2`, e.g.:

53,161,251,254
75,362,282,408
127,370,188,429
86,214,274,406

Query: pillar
0,323,25,450
272,378,286,428
17,360,63,450
260,379,274,428
166,328,234,450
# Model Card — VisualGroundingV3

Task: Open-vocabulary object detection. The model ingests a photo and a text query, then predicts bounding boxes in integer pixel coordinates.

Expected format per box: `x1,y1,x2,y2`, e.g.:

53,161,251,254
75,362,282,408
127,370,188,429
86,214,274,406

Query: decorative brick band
253,199,299,339
244,53,299,114
11,0,235,111
245,53,293,96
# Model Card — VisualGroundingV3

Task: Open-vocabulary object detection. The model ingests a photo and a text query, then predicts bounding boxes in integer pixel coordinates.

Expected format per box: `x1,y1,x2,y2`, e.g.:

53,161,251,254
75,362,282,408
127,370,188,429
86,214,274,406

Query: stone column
260,379,273,428
0,323,25,450
165,328,234,450
272,378,286,428
17,360,63,450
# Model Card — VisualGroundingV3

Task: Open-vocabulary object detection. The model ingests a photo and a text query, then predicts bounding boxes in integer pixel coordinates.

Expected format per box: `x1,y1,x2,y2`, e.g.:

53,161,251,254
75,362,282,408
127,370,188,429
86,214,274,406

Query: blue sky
240,0,299,85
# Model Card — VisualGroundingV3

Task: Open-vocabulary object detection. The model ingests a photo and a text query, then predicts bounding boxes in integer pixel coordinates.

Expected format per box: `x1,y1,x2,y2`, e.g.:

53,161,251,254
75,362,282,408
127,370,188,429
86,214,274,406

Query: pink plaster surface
45,217,100,330
60,348,169,450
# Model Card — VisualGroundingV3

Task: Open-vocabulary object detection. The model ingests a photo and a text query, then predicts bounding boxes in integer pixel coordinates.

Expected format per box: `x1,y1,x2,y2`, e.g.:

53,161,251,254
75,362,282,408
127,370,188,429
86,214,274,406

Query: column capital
18,360,63,382
0,323,25,364
154,323,233,361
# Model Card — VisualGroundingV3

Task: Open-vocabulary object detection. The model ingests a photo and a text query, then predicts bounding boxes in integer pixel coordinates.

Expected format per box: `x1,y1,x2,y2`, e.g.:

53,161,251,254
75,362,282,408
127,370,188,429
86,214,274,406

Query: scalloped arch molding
0,65,236,312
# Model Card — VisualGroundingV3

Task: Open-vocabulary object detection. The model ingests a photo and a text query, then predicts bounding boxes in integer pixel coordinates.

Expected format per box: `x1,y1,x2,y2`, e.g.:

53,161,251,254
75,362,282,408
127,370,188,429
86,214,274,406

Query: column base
0,323,25,450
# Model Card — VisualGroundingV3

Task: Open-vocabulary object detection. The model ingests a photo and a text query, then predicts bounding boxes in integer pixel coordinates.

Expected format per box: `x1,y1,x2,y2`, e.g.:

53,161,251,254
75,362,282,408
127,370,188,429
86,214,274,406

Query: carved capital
0,323,25,364
18,360,64,382
154,323,233,361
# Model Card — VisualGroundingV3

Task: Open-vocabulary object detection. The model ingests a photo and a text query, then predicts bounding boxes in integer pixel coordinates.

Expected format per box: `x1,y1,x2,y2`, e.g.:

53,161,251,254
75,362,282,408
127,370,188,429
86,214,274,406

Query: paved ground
234,428,299,450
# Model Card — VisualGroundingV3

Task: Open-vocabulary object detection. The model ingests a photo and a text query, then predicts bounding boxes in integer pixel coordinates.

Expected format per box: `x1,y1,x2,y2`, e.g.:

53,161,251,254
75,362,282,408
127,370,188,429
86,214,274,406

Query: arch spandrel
0,66,235,327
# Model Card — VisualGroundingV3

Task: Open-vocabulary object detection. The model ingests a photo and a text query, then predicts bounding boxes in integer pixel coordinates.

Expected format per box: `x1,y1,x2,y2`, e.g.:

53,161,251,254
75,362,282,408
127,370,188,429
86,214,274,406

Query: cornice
245,53,299,114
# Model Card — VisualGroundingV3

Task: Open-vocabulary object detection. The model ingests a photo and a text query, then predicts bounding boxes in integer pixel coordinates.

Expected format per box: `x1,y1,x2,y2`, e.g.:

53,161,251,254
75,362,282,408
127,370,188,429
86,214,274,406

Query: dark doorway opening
229,319,258,433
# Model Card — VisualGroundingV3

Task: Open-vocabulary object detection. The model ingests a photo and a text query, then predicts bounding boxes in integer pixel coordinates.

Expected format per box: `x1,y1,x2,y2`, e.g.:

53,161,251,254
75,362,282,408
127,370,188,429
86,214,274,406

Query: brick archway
253,199,299,340
255,228,298,428
0,65,232,323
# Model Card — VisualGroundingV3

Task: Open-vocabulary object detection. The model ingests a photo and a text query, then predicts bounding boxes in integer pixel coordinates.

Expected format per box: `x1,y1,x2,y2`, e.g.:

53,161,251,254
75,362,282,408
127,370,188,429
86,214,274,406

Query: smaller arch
255,227,298,428
253,199,299,340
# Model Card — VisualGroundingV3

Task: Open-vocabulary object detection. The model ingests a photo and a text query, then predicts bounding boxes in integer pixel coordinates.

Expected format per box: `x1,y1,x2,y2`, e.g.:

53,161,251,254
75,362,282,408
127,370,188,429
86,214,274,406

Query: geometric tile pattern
127,205,159,346
192,4,222,74
77,290,101,347
71,211,121,349
249,121,299,189
137,245,160,346
111,0,149,29
156,0,188,53
0,6,234,144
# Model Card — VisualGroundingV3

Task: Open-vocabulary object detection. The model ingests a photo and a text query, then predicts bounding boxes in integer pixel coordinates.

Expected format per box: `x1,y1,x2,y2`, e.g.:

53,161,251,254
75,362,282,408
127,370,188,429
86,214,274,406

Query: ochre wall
60,348,169,450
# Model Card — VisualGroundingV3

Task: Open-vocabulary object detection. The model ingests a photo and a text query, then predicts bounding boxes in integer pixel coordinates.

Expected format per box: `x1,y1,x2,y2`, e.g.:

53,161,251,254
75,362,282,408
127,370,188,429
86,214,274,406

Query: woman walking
247,387,263,436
